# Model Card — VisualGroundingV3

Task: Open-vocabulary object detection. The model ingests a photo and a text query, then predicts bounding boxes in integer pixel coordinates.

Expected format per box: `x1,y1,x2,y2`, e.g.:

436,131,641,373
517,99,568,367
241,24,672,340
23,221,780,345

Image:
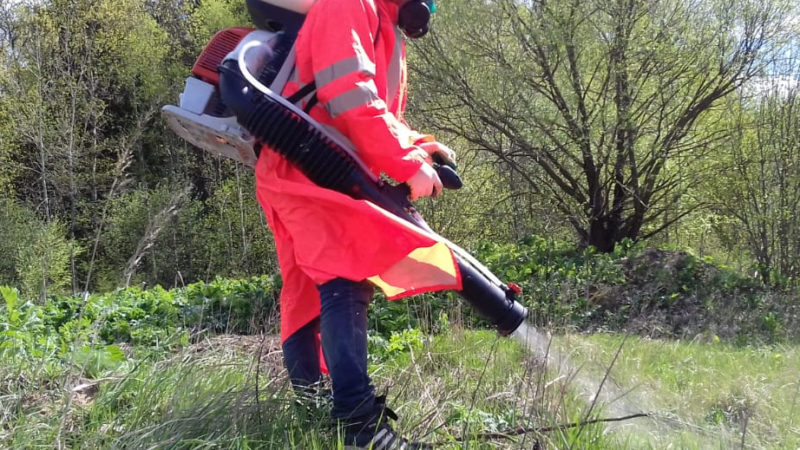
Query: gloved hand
418,141,457,168
406,160,442,201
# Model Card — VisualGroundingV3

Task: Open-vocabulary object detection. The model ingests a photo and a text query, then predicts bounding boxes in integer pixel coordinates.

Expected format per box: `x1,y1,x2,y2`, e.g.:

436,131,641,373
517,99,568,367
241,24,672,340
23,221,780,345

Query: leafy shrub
0,275,279,367
71,344,128,379
0,198,77,300
2,233,795,357
371,328,425,360
475,235,630,327
0,286,60,365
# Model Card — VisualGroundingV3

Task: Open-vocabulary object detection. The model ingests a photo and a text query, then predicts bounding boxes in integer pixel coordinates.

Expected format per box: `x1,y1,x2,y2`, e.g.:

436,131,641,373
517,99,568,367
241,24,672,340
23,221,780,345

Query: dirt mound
582,249,793,341
188,334,285,373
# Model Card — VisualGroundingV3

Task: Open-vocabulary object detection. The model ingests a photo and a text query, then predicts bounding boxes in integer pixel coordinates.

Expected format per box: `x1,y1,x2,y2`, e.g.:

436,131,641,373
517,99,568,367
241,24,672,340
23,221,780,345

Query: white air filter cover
254,0,315,14
162,105,258,167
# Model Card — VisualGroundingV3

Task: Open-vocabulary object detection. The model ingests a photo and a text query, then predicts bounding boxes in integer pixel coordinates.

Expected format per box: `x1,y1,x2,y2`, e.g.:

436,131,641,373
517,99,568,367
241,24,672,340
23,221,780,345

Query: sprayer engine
161,0,310,167
161,28,268,167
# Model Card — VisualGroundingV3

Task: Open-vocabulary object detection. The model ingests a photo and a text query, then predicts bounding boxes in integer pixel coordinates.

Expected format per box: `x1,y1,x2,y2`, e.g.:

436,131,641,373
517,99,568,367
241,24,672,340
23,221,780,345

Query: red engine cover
192,27,254,85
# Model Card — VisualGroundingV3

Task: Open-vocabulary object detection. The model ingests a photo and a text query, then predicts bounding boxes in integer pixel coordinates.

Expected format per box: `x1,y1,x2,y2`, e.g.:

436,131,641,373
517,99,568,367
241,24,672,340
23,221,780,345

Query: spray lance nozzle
457,261,527,336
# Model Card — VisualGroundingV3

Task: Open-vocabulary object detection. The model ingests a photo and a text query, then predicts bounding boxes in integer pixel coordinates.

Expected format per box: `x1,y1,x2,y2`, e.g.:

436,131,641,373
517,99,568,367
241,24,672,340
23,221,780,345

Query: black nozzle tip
497,301,528,336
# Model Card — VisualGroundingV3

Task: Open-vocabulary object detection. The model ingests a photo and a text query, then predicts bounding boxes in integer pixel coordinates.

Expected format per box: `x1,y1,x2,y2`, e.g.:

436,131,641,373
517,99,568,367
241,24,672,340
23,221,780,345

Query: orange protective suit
255,0,462,343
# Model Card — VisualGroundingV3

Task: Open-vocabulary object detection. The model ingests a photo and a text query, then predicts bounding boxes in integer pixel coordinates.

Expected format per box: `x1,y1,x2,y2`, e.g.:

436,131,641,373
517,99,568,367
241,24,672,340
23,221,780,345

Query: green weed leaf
105,344,126,363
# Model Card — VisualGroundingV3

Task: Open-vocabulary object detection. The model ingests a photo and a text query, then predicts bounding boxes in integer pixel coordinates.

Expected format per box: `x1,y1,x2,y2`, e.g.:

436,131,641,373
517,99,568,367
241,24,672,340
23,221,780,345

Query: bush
475,236,630,327
97,177,278,292
0,286,60,366
0,198,77,300
2,234,795,355
0,276,279,366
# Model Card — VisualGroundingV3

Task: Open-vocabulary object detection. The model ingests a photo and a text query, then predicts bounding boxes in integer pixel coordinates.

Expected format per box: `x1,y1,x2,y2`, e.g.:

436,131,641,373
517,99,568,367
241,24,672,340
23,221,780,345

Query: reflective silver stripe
315,56,376,89
372,428,391,449
386,26,403,104
326,80,380,117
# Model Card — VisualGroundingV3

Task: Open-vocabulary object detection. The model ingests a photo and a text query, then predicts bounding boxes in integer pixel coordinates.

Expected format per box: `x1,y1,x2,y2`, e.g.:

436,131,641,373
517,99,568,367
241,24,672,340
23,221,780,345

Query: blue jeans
282,278,376,419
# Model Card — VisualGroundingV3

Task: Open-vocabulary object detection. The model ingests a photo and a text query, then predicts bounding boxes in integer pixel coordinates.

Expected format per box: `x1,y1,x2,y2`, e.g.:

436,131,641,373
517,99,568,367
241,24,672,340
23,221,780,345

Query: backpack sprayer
161,0,527,336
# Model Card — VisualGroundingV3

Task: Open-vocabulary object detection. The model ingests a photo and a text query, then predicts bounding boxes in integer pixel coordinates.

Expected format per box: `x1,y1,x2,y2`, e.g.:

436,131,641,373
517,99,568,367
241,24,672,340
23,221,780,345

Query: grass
2,325,799,449
0,329,610,449
376,328,607,449
561,333,800,449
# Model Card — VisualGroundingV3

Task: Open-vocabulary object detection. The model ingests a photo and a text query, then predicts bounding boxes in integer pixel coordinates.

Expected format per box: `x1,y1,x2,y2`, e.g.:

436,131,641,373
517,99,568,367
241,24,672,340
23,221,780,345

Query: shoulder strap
289,14,382,114
286,80,317,104
269,42,297,92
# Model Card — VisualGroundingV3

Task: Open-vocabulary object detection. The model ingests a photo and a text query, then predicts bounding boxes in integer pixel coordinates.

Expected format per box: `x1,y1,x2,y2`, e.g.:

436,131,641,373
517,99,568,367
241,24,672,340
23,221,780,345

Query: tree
0,198,75,300
710,75,800,287
0,75,14,194
411,0,793,251
0,0,282,294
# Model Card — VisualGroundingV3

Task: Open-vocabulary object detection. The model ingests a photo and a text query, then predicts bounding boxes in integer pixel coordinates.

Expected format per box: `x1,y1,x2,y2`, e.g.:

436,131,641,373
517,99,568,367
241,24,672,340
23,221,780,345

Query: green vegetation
3,236,785,352
2,0,800,298
1,0,799,448
2,240,798,448
564,334,800,449
0,273,604,448
0,299,607,450
3,279,798,448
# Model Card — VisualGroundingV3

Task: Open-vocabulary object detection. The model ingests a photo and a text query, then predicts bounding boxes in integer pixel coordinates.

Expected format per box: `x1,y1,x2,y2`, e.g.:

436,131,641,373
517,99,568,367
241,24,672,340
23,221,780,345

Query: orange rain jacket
255,0,462,344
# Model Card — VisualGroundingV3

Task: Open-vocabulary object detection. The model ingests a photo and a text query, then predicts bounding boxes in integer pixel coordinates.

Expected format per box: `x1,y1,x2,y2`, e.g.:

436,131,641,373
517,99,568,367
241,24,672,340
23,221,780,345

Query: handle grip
430,152,462,190
435,164,463,190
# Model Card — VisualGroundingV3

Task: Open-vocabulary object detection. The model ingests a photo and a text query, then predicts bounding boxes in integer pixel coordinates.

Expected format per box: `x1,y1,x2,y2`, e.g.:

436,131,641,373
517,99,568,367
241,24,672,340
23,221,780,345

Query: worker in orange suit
255,0,454,447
